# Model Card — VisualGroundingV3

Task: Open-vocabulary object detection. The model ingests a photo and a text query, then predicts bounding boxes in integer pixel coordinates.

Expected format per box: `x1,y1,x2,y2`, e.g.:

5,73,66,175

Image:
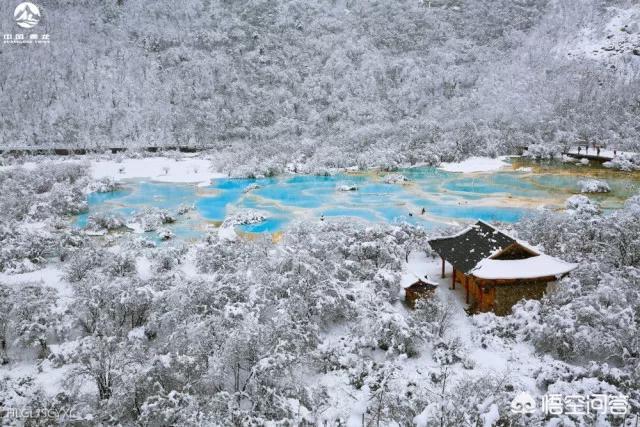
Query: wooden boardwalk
563,151,614,162
562,147,634,163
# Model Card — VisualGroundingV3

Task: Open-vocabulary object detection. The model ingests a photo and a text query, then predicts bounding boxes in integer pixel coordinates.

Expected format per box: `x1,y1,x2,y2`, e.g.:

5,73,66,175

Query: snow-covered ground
401,251,434,288
4,156,225,186
2,157,638,425
0,265,71,301
307,251,547,426
406,253,556,424
0,265,75,399
91,156,225,186
438,156,512,173
409,252,542,369
560,6,640,61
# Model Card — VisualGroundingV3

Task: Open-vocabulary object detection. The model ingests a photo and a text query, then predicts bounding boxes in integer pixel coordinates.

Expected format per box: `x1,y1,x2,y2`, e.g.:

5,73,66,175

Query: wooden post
478,285,483,310
441,257,445,278
465,276,469,304
451,268,456,290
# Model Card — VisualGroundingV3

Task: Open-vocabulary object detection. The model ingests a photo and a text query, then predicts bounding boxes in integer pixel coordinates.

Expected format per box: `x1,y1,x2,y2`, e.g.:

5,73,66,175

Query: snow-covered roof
401,252,439,289
428,221,516,273
400,272,438,288
471,254,577,280
429,220,576,281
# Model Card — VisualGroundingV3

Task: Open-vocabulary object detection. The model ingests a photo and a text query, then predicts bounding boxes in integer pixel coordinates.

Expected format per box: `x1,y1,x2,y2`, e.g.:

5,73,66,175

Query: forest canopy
1,0,639,167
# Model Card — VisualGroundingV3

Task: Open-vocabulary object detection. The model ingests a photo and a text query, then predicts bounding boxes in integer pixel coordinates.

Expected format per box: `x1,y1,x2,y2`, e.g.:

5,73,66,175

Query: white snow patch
438,156,511,173
560,6,640,61
566,195,600,215
480,403,500,427
0,266,71,299
603,152,640,171
578,179,611,193
1,361,72,398
2,157,225,185
222,209,268,227
401,251,436,288
136,257,153,280
157,227,174,240
218,225,238,241
383,173,409,184
243,183,261,193
128,326,147,340
337,184,358,191
91,157,225,185
217,209,268,241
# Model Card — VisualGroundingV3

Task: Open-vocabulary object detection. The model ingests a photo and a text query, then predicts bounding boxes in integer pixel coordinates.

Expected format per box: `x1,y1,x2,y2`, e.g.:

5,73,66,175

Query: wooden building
428,221,576,315
403,275,438,308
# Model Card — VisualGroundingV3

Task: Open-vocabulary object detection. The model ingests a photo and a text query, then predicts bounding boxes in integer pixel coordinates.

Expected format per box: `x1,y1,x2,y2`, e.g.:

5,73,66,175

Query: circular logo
14,2,40,29
510,392,537,414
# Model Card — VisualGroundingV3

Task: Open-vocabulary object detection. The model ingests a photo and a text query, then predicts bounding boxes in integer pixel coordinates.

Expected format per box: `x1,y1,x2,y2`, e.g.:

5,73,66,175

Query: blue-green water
75,164,640,240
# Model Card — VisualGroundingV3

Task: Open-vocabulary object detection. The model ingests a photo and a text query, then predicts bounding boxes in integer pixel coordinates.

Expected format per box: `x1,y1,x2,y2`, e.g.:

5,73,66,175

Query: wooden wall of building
492,282,548,315
452,269,552,315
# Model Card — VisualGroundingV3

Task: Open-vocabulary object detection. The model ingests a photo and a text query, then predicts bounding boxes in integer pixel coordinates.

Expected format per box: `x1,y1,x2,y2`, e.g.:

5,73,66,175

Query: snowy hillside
562,6,640,61
1,0,639,174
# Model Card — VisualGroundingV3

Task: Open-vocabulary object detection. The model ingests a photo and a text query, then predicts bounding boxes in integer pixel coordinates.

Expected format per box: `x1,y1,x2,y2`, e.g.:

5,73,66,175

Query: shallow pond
76,160,640,240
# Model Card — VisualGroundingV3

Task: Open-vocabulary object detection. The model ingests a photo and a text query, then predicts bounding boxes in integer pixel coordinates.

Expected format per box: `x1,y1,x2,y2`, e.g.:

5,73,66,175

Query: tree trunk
38,339,50,359
97,374,112,400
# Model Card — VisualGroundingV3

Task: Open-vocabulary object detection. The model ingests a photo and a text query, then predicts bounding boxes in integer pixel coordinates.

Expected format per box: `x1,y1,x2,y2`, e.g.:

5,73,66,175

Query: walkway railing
561,146,632,162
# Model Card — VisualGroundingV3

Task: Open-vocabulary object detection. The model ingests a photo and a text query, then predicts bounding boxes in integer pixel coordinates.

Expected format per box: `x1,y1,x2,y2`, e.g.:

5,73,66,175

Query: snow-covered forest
1,0,640,170
0,160,638,425
2,0,640,425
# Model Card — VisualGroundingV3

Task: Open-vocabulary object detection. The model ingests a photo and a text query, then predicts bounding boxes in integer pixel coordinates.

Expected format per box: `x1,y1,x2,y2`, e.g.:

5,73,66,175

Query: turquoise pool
76,163,640,240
